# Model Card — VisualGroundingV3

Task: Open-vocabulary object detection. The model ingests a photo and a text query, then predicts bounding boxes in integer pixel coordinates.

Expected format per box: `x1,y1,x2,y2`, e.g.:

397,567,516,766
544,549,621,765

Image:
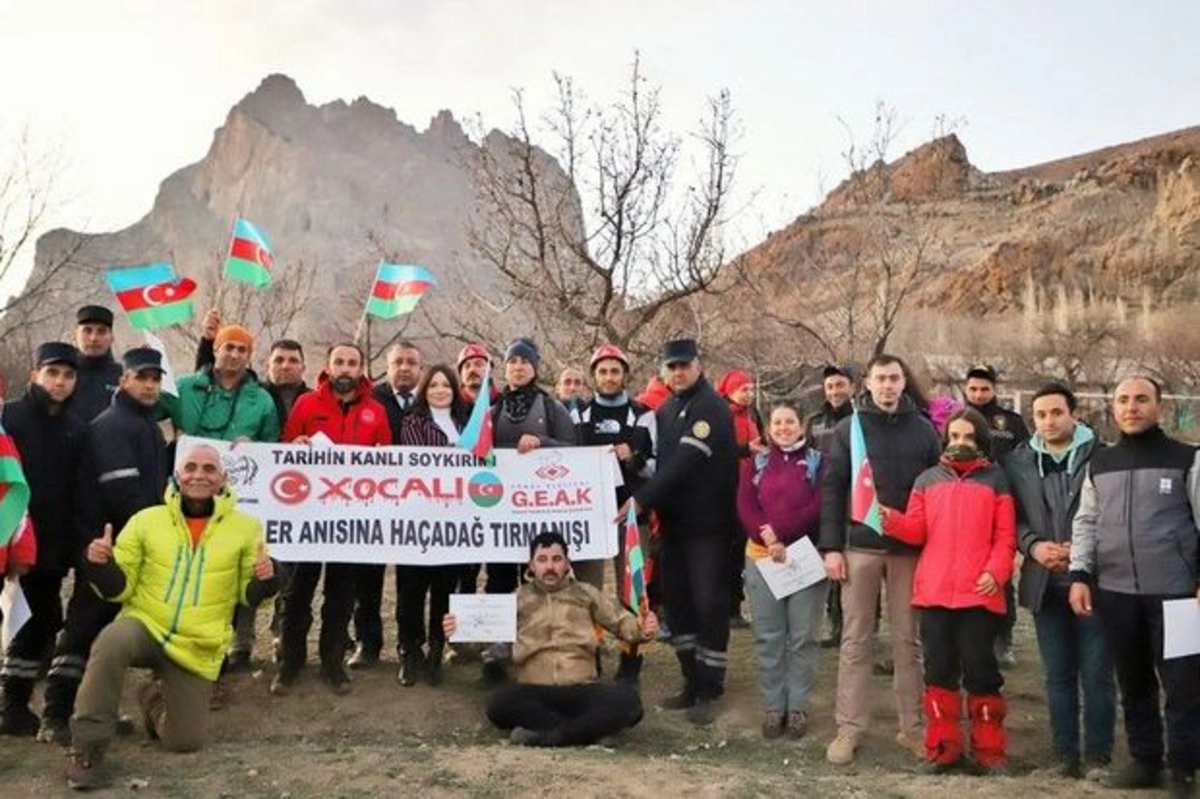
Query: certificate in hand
754,537,826,600
449,593,517,643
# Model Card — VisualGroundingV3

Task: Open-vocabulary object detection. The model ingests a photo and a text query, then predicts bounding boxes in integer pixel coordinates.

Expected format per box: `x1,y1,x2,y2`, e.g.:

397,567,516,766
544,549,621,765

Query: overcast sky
2,0,1198,295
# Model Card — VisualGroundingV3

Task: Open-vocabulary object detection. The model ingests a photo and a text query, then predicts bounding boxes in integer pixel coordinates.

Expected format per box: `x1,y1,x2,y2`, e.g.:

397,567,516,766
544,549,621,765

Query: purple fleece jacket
737,445,823,547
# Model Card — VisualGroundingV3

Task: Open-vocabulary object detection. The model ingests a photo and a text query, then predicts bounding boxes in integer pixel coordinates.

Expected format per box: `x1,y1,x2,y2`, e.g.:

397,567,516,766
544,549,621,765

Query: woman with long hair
395,364,471,686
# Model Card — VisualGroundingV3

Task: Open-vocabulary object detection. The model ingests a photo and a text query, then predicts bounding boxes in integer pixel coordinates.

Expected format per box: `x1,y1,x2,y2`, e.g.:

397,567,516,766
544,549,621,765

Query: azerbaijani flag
850,409,883,534
224,218,274,287
457,363,494,461
365,262,436,319
0,418,30,547
105,263,197,330
621,504,647,618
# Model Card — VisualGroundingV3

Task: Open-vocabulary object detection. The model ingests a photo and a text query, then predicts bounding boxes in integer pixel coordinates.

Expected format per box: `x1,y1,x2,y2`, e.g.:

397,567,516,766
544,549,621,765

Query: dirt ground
0,578,1146,799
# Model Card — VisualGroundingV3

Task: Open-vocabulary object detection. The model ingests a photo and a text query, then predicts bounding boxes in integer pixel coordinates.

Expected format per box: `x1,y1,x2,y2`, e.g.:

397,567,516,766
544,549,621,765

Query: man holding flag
443,531,656,748
819,354,941,766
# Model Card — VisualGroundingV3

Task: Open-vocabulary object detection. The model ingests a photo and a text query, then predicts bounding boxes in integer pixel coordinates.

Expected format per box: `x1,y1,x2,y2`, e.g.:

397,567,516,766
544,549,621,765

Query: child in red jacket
880,407,1017,774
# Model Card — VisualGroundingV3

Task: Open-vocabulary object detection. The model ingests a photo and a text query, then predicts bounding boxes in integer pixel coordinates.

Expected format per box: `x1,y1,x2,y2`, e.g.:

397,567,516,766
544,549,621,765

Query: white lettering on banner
176,435,621,565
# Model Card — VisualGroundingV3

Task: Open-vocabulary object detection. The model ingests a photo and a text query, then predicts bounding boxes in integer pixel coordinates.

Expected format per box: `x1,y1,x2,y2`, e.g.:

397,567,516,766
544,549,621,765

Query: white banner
175,435,621,565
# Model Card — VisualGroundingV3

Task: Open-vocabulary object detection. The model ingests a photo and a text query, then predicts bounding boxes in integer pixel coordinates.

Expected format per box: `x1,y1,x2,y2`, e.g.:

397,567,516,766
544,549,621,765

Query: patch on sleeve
691,420,711,439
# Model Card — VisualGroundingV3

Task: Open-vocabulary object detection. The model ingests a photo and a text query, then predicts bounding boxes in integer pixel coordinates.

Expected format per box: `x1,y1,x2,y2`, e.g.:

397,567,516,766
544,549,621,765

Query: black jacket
819,394,942,555
1,386,87,570
634,376,738,538
572,395,656,507
968,399,1030,464
372,382,415,442
1005,435,1099,613
805,400,853,454
85,390,168,539
73,352,123,423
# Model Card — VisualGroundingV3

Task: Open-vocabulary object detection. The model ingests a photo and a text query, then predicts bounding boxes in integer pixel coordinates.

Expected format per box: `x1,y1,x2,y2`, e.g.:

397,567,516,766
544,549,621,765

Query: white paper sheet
754,537,826,600
1,577,31,649
449,593,517,643
142,330,178,397
1163,597,1200,660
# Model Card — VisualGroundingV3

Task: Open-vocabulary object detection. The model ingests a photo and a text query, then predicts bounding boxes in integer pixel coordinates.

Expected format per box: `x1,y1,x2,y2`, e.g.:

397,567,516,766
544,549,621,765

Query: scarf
500,383,541,424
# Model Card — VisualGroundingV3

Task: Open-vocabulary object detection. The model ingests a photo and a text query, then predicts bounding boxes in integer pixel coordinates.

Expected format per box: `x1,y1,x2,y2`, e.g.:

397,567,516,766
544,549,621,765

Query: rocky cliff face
27,74,573,363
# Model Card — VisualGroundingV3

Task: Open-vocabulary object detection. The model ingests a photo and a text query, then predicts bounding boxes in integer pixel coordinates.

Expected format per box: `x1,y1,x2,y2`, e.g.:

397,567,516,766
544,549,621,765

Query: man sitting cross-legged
444,532,657,747
66,444,277,790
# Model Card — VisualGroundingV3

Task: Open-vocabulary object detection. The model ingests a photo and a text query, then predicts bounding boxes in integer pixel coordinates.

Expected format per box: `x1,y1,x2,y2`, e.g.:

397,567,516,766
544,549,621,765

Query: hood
1030,422,1096,477
717,370,752,398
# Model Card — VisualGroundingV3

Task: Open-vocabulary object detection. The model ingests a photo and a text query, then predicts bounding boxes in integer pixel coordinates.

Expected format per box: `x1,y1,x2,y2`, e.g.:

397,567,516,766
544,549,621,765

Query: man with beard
71,307,123,423
272,343,391,697
444,532,657,747
556,366,590,416
621,339,738,726
571,344,657,683
0,343,87,736
346,341,423,670
40,348,170,745
964,364,1030,670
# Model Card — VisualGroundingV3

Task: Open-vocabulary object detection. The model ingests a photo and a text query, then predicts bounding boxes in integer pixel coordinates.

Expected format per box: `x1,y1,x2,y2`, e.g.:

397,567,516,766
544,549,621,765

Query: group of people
0,305,1197,797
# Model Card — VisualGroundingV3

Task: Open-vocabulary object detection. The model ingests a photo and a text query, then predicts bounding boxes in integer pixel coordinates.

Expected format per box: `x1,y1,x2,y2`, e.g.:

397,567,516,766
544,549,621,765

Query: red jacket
0,516,37,577
283,374,392,446
883,458,1017,615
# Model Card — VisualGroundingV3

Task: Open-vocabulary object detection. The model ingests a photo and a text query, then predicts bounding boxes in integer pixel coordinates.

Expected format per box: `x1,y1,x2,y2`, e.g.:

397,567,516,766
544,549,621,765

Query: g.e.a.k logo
468,472,504,508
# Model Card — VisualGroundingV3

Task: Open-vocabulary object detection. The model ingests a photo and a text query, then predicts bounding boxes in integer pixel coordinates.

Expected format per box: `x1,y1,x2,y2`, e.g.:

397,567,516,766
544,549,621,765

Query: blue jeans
744,557,827,714
1033,585,1116,763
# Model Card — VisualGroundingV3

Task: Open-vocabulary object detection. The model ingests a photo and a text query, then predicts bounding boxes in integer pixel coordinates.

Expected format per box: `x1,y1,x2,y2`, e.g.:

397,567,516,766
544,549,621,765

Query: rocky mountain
24,74,575,367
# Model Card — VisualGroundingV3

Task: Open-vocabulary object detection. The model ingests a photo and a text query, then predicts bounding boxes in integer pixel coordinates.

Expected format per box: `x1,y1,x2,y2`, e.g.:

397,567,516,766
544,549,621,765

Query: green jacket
107,485,268,680
165,369,281,442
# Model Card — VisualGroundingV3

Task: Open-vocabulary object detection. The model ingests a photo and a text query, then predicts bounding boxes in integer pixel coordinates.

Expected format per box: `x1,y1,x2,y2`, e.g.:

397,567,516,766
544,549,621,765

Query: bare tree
457,53,740,366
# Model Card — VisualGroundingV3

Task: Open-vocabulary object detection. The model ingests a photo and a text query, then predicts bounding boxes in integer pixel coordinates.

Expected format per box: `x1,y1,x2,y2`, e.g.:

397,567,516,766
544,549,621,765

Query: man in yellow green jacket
66,444,277,791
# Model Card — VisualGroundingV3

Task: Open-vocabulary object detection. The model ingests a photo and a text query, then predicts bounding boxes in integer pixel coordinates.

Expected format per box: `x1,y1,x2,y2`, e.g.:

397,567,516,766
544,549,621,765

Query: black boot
38,675,77,745
426,645,444,686
615,653,644,686
398,650,425,687
0,675,39,737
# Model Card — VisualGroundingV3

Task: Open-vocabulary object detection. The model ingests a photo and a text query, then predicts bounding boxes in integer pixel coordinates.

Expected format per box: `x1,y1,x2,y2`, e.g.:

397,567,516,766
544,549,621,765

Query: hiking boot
786,711,808,740
686,698,716,726
658,690,696,711
225,649,253,673
1105,760,1164,790
319,665,352,696
346,645,379,671
1169,769,1197,799
761,711,785,740
918,758,960,775
895,730,926,759
66,748,109,791
615,653,643,687
37,716,71,746
137,680,164,740
0,705,40,737
427,645,444,686
398,651,425,687
826,733,859,765
269,668,299,697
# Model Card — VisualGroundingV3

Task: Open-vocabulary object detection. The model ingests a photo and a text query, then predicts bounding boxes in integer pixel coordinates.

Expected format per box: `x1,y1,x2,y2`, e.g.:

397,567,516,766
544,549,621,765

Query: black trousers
1096,589,1200,771
660,533,731,700
485,562,520,594
1,569,65,705
43,574,120,723
486,681,643,745
396,565,456,654
457,563,482,594
728,532,745,617
279,562,357,671
350,563,395,657
921,606,1004,695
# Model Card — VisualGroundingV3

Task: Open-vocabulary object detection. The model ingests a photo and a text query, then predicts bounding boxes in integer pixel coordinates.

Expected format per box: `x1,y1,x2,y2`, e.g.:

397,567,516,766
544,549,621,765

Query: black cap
660,338,699,366
965,363,998,384
122,347,165,374
33,342,80,369
823,363,860,381
76,305,114,327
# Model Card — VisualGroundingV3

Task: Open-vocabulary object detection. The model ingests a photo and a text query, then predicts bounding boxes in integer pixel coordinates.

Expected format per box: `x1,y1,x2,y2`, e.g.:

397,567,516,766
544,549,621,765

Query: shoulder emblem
993,415,1007,431
692,420,711,439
